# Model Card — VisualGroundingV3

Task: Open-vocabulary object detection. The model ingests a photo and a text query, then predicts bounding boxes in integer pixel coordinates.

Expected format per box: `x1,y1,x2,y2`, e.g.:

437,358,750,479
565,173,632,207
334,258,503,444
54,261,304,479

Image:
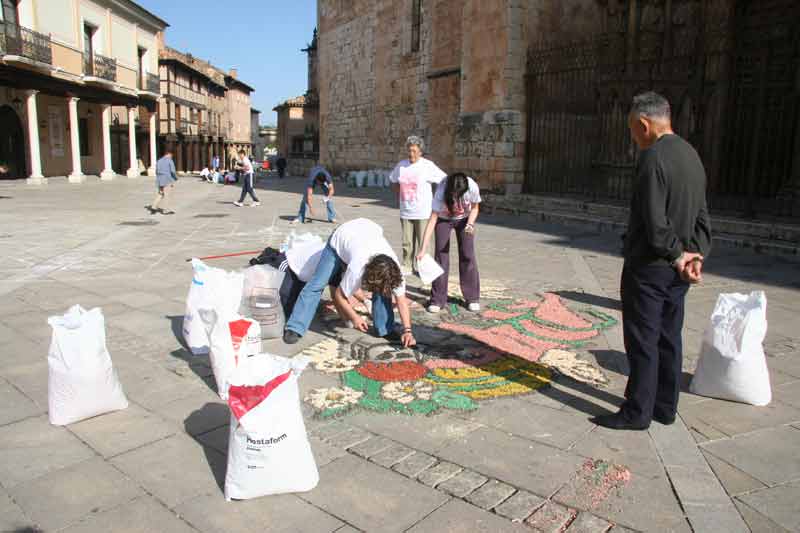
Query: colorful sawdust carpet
304,292,617,418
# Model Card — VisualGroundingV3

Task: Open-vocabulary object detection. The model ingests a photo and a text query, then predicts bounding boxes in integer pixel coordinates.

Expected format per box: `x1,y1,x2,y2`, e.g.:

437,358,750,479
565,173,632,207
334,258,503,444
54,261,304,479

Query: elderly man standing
389,135,446,275
593,92,712,431
148,150,177,215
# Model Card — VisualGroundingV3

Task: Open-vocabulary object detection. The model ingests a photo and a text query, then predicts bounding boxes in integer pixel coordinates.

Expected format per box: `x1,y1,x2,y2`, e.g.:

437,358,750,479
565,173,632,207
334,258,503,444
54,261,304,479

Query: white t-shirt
389,157,446,220
431,176,482,220
200,168,210,178
240,157,253,174
328,218,406,298
285,240,325,283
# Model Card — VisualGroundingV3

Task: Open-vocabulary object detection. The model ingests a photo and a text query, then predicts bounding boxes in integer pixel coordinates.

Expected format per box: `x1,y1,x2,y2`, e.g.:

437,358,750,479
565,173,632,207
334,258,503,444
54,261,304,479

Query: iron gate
524,0,800,217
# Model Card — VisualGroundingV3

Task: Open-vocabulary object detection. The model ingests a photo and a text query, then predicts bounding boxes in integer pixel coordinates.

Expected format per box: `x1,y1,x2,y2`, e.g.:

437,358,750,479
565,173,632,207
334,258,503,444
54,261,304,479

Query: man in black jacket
593,92,712,431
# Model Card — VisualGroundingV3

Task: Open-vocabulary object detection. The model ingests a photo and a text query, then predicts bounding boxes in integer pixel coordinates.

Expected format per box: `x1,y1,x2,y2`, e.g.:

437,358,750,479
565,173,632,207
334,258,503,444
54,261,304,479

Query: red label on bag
227,370,292,420
229,318,253,365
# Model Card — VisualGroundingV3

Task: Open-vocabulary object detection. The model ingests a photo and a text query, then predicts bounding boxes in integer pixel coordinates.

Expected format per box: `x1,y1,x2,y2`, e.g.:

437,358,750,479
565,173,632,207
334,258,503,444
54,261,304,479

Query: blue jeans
298,196,336,222
285,244,395,337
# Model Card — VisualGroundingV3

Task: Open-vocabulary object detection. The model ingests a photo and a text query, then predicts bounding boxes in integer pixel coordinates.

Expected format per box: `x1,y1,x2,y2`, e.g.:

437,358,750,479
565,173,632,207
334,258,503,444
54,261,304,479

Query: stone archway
0,105,27,179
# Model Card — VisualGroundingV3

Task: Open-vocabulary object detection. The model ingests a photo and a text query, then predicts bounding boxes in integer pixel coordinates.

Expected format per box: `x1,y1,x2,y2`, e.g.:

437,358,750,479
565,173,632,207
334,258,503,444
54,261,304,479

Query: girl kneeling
417,172,481,313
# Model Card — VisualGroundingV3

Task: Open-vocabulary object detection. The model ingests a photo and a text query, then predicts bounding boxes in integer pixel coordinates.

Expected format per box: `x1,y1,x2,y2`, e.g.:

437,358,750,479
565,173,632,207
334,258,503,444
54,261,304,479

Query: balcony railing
178,119,190,134
0,21,53,65
199,123,209,135
83,52,116,82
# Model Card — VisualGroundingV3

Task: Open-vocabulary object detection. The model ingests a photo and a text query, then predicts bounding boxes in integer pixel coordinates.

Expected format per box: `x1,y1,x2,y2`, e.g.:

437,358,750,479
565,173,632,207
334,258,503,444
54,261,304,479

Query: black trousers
238,172,259,202
620,264,689,424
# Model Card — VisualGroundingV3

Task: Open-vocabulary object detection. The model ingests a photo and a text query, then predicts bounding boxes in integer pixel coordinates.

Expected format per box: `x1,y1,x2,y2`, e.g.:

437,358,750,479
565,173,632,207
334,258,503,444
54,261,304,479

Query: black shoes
283,330,301,344
591,412,650,431
652,412,677,425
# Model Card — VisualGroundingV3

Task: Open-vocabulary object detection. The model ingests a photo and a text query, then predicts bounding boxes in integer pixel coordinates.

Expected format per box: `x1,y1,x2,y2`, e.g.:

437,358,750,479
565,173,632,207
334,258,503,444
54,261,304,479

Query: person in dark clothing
276,156,287,179
593,91,712,431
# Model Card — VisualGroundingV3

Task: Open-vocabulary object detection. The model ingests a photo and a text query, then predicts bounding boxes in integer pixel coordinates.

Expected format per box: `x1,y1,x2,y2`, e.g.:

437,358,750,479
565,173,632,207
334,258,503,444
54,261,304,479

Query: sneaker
283,330,301,344
401,267,413,276
233,201,243,207
467,302,481,312
161,210,176,216
289,219,300,226
329,219,337,224
427,305,441,314
251,201,261,207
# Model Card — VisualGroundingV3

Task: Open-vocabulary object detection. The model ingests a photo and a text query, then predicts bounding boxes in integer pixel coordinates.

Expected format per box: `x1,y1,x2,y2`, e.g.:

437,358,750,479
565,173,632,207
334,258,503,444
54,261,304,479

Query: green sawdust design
329,369,477,416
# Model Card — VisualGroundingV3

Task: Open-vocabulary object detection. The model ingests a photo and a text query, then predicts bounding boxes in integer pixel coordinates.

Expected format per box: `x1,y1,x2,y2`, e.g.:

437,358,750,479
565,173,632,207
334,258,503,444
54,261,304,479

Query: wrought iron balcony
146,72,159,94
178,119,190,134
0,21,53,65
83,52,116,82
199,123,209,135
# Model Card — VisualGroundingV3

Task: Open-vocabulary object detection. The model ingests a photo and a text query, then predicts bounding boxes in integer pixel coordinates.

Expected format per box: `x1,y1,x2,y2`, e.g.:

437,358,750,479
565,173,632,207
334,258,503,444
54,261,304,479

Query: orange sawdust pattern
356,360,428,382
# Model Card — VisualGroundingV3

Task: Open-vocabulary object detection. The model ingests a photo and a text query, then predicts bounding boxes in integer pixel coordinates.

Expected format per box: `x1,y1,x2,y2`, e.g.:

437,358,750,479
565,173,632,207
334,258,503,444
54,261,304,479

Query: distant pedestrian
292,164,337,225
389,135,446,275
593,91,712,431
417,172,482,313
148,151,177,215
233,150,260,207
212,154,220,171
276,155,287,179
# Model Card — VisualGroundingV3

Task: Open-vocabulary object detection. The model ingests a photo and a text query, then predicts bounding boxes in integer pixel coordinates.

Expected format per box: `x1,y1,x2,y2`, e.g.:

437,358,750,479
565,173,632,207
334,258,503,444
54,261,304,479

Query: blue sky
137,0,317,126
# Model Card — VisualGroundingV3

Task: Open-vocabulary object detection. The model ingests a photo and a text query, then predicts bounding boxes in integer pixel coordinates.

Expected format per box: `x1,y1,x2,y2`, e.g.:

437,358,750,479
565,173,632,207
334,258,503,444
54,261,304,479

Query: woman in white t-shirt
417,172,481,313
389,136,446,275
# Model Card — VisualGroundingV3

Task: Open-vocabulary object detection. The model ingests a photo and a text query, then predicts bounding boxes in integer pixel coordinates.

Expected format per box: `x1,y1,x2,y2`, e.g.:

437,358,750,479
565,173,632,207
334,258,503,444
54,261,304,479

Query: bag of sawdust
47,305,128,425
224,354,318,500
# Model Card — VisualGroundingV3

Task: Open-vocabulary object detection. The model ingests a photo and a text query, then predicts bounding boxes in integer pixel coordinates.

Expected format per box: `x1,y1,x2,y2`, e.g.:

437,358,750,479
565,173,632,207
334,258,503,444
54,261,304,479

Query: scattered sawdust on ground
540,349,609,387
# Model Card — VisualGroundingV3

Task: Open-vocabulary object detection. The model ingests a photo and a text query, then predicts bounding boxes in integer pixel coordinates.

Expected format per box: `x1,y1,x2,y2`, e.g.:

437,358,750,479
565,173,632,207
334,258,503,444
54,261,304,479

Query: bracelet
403,327,413,333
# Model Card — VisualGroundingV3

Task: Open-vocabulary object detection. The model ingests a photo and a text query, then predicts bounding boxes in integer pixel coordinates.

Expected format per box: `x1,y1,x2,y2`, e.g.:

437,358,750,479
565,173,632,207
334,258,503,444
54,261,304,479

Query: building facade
224,70,254,164
317,0,800,216
274,28,319,177
0,0,167,182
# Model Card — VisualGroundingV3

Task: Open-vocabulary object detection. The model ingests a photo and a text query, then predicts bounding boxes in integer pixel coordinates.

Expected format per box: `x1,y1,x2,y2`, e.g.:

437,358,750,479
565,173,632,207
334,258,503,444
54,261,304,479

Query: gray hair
405,135,425,152
631,91,671,121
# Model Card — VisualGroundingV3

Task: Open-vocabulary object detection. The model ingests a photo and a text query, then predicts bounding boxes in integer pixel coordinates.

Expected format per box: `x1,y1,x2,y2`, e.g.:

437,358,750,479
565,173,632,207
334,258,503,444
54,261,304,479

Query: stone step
484,196,800,258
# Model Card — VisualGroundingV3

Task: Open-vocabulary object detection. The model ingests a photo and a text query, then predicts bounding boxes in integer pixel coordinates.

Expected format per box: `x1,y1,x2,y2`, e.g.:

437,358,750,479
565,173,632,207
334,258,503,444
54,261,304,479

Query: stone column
148,112,157,176
100,104,114,180
67,97,84,183
126,106,138,178
25,90,46,184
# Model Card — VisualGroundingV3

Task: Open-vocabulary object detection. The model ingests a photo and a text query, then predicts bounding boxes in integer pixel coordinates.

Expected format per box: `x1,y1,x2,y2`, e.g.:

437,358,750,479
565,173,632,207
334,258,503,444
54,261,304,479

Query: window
137,47,146,89
79,118,90,156
411,0,422,52
83,24,95,74
291,135,304,154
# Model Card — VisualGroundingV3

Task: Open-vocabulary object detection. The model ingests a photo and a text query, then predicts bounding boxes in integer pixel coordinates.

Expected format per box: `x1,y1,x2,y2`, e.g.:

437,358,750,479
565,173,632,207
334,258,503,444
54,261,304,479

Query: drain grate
118,220,159,226
193,213,230,218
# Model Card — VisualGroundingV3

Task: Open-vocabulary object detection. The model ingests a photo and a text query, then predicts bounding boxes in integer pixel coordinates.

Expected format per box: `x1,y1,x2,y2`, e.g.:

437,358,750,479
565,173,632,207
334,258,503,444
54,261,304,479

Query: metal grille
146,72,160,94
0,21,52,64
525,0,800,218
84,52,117,82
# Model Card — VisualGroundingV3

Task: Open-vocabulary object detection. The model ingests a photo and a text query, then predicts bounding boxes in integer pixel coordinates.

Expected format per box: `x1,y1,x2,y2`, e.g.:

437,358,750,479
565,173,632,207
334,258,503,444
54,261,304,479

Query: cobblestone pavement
1,174,799,533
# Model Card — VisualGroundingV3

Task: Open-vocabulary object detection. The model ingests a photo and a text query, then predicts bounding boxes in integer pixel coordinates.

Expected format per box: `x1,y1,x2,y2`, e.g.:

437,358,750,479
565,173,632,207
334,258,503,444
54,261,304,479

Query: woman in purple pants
417,172,482,313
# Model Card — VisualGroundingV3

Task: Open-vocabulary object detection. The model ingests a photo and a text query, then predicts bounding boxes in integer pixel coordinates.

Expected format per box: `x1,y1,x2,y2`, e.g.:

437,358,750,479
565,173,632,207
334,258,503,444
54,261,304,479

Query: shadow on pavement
186,403,227,492
556,290,622,311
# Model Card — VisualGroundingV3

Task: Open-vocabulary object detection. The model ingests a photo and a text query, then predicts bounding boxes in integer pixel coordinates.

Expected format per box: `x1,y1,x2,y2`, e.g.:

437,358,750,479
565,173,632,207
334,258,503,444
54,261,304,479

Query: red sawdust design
439,322,560,362
535,293,593,329
356,360,428,382
423,347,504,369
518,320,599,342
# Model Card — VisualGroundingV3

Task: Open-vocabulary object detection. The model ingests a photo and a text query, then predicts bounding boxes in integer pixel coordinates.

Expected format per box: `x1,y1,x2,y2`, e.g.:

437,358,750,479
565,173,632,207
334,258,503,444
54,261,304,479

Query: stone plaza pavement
1,174,799,533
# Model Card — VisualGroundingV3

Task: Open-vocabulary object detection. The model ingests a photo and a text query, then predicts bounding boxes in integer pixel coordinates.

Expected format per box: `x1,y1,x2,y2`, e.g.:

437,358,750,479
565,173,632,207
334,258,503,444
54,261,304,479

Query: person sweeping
417,172,482,313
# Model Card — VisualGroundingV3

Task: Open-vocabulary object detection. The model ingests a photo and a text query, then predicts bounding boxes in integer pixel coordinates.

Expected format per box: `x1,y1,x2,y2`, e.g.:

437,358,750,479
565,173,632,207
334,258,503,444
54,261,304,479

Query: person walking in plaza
233,150,260,207
212,154,220,172
282,218,416,348
148,151,177,215
276,155,287,179
417,172,482,313
593,91,711,431
291,164,337,225
389,135,446,275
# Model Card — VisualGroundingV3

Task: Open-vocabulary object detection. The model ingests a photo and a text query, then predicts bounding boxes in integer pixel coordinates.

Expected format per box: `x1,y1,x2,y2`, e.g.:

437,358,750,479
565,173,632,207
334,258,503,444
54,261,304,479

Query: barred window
411,0,422,52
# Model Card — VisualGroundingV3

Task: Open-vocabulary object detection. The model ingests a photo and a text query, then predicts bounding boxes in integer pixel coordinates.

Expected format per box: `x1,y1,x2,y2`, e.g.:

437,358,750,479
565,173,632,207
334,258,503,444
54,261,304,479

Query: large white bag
224,354,318,500
690,291,771,406
183,260,244,355
47,305,128,425
201,310,262,400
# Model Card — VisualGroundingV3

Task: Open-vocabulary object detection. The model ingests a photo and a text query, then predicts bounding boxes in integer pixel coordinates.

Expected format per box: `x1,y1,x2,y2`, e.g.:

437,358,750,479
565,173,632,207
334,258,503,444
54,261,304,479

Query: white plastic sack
47,305,128,425
241,265,286,339
201,310,262,400
183,260,244,355
224,354,318,500
417,254,445,284
690,291,771,406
